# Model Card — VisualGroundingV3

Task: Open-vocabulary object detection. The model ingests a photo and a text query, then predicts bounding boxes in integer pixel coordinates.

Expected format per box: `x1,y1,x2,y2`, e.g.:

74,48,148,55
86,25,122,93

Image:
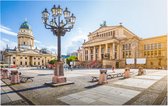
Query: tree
48,59,57,64
66,56,77,65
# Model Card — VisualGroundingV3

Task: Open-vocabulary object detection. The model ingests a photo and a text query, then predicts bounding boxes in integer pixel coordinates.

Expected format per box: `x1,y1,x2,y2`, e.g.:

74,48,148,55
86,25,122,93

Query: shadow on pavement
1,85,49,95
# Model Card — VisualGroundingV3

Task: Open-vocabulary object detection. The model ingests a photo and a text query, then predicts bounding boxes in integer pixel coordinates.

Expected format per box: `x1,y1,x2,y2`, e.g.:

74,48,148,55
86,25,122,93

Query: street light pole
42,5,76,84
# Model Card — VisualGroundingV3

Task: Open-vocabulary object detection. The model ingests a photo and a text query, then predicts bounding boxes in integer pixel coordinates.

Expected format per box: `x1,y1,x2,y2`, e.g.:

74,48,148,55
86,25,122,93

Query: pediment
91,26,116,35
20,50,39,54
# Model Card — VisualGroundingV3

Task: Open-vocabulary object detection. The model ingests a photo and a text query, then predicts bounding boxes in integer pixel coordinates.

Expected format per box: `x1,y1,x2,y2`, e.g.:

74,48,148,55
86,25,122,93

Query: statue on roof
100,21,107,27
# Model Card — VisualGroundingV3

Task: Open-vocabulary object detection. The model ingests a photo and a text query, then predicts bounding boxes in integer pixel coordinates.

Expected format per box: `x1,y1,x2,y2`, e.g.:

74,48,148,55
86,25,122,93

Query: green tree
66,56,77,65
48,59,57,64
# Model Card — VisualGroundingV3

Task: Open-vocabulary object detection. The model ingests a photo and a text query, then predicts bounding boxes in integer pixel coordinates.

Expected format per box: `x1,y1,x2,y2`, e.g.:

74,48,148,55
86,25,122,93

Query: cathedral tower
18,20,34,50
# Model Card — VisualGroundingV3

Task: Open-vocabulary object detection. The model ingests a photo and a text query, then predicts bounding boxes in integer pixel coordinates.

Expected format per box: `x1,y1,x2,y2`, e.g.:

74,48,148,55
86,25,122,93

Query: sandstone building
78,23,167,69
3,21,56,67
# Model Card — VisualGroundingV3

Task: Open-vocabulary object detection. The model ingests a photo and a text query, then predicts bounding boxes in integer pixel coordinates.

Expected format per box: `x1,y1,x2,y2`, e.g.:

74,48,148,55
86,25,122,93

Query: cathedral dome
20,21,31,30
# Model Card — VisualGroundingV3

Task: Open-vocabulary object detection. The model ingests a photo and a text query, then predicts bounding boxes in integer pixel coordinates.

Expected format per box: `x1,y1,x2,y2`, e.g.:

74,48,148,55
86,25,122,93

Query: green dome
20,21,31,30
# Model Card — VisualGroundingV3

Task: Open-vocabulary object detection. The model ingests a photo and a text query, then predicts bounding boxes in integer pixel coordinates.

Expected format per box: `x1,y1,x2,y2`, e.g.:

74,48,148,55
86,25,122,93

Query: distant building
68,52,78,57
2,20,56,67
78,23,167,69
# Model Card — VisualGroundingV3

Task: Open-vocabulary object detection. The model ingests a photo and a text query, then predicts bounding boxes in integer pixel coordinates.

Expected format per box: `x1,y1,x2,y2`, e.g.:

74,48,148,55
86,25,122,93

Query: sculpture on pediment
100,21,107,27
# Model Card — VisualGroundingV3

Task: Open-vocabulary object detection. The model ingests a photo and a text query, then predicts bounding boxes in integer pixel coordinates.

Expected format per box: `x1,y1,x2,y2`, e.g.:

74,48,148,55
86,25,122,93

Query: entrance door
116,62,119,68
29,56,32,66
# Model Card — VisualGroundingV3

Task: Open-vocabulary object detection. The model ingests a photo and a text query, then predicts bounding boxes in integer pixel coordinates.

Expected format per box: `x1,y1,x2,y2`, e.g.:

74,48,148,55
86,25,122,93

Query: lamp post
42,5,76,84
131,41,138,69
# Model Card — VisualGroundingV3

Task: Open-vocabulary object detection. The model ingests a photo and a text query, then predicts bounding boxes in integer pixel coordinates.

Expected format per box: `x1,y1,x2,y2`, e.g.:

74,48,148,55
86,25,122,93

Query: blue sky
0,0,167,55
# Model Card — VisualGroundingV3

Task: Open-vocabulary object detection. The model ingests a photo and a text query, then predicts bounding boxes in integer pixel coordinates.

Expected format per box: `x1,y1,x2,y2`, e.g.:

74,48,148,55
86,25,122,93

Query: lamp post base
44,61,75,87
52,76,66,83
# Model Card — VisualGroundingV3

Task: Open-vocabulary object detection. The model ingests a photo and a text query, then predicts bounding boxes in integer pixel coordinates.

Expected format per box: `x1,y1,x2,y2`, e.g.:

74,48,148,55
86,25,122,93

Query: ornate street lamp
42,5,76,85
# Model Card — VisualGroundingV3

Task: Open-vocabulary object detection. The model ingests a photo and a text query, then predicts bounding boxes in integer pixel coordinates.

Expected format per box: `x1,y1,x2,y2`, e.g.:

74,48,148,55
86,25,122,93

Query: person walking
112,66,115,73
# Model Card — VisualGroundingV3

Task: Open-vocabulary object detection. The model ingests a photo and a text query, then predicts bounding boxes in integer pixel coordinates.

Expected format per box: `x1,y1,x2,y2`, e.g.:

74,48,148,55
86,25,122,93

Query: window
13,61,15,64
151,51,153,56
24,42,25,45
113,31,115,36
115,45,117,51
155,43,157,49
154,50,157,55
90,49,93,54
20,61,22,65
123,52,125,58
150,62,153,65
129,44,131,50
126,51,128,56
38,62,40,65
107,47,110,53
20,57,22,59
144,52,146,56
147,51,150,56
151,44,154,50
34,62,36,65
13,57,15,59
38,58,40,60
25,57,27,59
144,45,146,50
147,44,150,50
96,48,98,53
34,58,36,60
158,50,161,56
129,51,131,56
158,43,161,49
25,62,27,65
123,45,125,50
101,48,104,54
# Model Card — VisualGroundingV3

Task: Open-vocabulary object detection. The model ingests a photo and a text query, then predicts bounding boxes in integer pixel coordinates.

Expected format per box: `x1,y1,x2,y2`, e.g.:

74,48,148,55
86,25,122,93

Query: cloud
34,40,41,44
65,28,87,54
0,38,17,50
0,24,17,36
35,43,57,54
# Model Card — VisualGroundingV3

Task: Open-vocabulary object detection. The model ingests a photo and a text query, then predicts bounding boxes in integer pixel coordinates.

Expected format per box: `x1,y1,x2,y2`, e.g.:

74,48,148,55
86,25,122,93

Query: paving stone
1,94,11,104
135,75,163,80
7,93,22,101
79,97,96,104
132,92,159,105
68,93,83,99
114,78,157,89
58,95,74,101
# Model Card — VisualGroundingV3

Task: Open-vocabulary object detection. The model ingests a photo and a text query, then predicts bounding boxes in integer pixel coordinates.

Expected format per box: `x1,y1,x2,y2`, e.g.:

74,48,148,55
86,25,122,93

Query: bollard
2,69,9,79
11,70,20,84
124,67,130,78
98,69,108,84
138,67,144,75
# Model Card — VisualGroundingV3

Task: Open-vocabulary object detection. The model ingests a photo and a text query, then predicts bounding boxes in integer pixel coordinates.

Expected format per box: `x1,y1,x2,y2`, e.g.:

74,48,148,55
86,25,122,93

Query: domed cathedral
3,20,56,67
18,21,34,50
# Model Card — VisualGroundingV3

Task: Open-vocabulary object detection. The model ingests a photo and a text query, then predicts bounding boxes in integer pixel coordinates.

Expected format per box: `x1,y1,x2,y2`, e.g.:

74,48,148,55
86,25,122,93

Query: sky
0,0,167,55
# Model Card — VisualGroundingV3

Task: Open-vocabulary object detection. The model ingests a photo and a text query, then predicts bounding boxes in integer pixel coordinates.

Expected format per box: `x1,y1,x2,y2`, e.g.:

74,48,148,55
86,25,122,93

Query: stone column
99,45,102,60
93,46,96,60
88,47,91,61
105,43,108,54
110,43,113,60
112,43,115,59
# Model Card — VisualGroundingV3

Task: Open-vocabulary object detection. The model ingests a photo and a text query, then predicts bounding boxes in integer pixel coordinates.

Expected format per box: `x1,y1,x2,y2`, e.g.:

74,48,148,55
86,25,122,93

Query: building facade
79,23,167,69
3,21,56,67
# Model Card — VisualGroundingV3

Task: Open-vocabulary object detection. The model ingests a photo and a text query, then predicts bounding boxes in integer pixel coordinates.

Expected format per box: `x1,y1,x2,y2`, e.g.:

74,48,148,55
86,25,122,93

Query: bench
107,73,124,78
91,76,99,82
20,76,34,83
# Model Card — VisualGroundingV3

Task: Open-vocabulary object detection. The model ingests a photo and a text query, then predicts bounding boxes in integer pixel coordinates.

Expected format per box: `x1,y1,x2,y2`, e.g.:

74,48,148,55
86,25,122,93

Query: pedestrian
112,66,115,73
